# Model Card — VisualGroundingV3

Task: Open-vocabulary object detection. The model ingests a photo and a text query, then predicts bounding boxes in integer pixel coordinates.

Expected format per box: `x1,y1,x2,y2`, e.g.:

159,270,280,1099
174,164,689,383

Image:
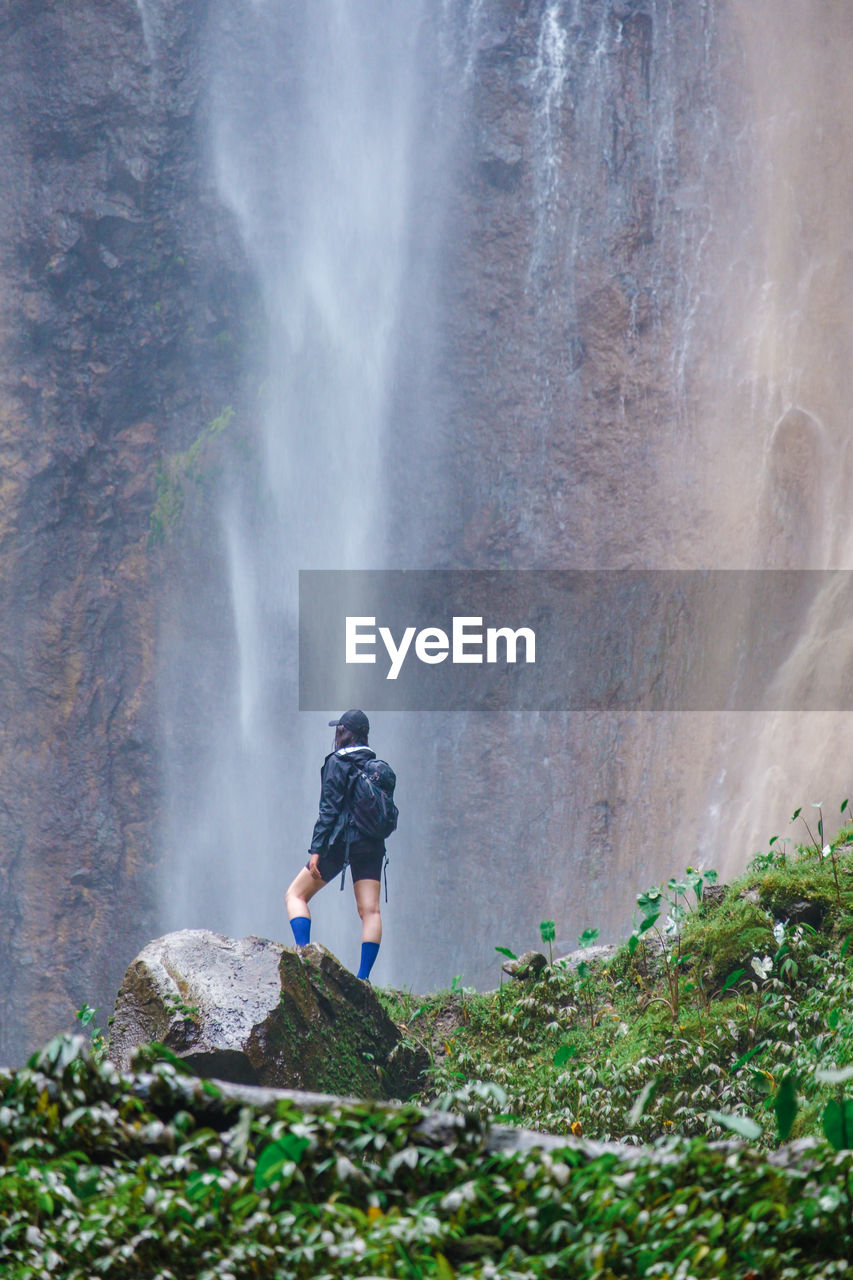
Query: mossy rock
756,863,842,927
109,931,427,1100
265,944,427,1099
681,896,776,988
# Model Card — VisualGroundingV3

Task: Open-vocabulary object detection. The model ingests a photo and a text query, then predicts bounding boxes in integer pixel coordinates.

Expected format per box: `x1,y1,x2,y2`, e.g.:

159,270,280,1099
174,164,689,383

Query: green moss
679,894,776,988
757,863,842,921
148,405,235,546
271,948,412,1101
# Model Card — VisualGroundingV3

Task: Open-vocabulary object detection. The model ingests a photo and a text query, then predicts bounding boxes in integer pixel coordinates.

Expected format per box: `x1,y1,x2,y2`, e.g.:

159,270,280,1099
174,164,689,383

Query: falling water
134,0,158,77
160,0,853,991
161,0,451,983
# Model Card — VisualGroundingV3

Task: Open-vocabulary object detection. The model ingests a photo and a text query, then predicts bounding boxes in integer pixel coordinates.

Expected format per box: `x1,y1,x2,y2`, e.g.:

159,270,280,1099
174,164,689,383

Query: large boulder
108,930,426,1100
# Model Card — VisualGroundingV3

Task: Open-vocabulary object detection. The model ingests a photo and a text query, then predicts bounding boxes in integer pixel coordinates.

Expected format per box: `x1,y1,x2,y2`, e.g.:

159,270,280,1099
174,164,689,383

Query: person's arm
309,756,350,852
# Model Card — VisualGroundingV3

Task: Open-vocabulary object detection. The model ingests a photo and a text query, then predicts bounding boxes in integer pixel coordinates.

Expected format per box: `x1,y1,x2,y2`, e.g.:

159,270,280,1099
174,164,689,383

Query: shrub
682,893,776,988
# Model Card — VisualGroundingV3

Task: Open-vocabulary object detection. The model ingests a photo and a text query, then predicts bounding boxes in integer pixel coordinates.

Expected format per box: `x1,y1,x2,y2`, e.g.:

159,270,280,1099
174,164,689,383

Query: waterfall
158,0,853,992
134,0,158,83
161,0,447,983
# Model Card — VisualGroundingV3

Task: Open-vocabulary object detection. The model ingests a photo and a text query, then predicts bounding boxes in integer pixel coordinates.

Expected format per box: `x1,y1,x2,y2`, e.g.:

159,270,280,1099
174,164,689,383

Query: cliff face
383,1,755,984
4,0,853,1048
0,0,247,1062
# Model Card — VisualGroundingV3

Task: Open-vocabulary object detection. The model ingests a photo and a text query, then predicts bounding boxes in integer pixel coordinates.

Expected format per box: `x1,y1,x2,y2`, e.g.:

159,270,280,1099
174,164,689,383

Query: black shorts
309,840,385,884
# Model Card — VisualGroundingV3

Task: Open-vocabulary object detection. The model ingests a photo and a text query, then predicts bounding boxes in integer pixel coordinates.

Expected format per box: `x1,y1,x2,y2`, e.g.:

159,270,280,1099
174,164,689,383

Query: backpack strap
340,832,351,891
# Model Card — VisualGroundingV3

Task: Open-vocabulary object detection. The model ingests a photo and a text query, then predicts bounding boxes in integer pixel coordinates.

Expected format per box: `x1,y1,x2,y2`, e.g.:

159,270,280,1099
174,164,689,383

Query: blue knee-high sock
357,941,380,980
290,916,311,947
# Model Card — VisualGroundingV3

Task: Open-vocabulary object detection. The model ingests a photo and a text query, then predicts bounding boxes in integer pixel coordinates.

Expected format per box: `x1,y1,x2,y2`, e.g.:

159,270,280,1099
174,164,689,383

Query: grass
377,828,853,1147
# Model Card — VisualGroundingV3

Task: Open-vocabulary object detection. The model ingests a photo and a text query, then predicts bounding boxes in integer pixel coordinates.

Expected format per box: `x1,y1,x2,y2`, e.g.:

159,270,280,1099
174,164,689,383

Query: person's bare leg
285,866,326,920
353,878,382,943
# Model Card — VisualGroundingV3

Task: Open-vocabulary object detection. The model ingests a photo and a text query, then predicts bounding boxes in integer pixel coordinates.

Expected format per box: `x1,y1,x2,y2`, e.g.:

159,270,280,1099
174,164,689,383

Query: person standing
285,710,388,981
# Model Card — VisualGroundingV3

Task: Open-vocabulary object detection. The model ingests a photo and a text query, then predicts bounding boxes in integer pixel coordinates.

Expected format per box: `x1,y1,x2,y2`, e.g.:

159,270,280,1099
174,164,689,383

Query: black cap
328,709,370,736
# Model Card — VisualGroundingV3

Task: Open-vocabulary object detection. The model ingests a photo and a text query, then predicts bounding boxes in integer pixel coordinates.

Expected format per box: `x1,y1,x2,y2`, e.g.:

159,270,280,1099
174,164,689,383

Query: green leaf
637,888,662,918
187,1171,218,1204
842,798,849,815
539,921,556,944
638,912,660,935
576,961,590,980
628,933,640,956
435,1254,456,1280
719,968,746,996
578,927,600,949
76,1005,96,1027
731,1042,765,1075
791,807,802,822
822,1098,853,1151
494,946,517,960
708,1109,761,1140
774,1075,799,1142
828,1009,841,1031
254,1135,311,1189
553,1044,577,1068
629,1077,658,1126
230,1193,259,1222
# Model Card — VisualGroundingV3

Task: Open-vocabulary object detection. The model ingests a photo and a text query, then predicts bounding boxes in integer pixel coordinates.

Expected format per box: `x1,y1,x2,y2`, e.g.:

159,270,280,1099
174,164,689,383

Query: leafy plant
634,868,718,1021
75,1003,107,1064
575,927,600,1025
163,993,201,1025
5,1025,853,1278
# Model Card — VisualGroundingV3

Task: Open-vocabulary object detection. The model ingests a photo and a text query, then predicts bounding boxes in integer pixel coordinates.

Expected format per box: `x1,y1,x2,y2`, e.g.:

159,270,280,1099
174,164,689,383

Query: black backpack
347,757,398,841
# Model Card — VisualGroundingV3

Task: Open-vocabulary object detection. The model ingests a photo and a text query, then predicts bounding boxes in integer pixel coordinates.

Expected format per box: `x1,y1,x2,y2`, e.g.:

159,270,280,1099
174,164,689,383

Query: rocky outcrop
0,0,251,1062
502,950,548,982
108,930,427,1099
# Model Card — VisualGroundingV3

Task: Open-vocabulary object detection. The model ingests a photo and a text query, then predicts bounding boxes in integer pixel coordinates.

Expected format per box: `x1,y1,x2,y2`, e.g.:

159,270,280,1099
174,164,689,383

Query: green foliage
758,862,846,921
148,405,235,546
74,1005,107,1065
774,1073,799,1141
625,868,717,1021
253,1132,311,1189
163,993,201,1025
821,1097,853,1151
376,842,853,1160
707,1108,762,1140
539,919,555,966
7,831,853,1274
4,1032,853,1276
681,893,777,987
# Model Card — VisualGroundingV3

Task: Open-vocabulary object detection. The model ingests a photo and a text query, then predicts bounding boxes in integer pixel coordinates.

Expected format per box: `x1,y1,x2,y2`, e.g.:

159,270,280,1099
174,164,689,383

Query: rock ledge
108,930,425,1100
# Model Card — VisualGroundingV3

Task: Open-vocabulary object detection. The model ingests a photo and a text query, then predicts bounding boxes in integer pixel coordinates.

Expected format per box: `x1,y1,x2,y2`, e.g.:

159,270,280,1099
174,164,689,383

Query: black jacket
309,745,377,853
